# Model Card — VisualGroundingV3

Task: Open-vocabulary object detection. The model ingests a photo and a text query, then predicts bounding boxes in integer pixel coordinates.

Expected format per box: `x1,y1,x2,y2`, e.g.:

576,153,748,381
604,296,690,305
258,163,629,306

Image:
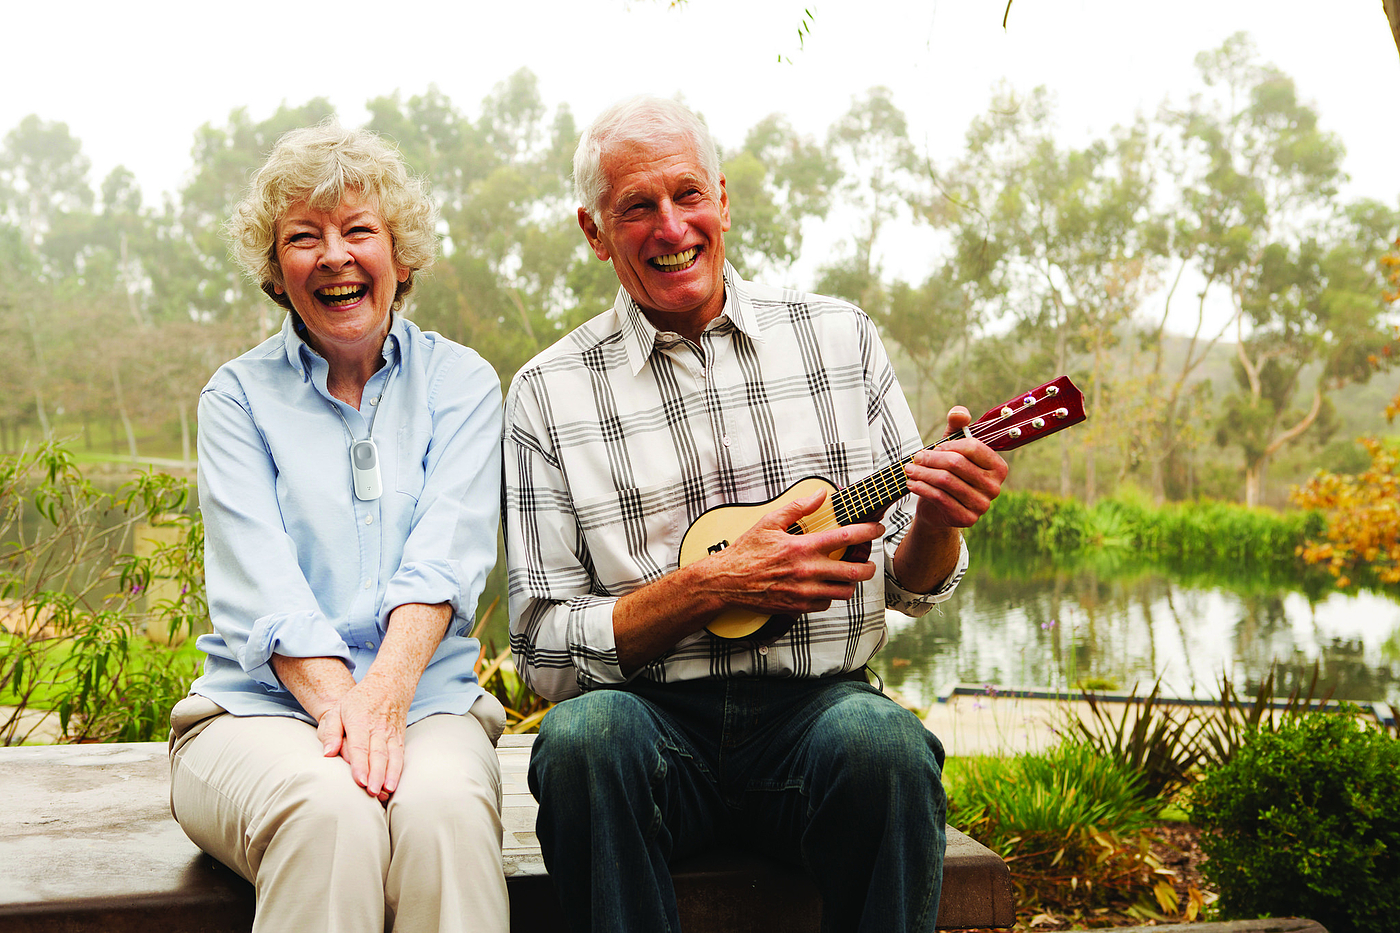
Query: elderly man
503,96,1008,933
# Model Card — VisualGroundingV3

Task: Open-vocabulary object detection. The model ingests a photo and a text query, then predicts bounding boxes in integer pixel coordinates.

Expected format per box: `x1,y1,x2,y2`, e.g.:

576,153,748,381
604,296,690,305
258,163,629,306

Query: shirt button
758,645,769,656
363,580,371,590
370,396,380,405
722,435,731,447
365,514,374,525
365,641,376,649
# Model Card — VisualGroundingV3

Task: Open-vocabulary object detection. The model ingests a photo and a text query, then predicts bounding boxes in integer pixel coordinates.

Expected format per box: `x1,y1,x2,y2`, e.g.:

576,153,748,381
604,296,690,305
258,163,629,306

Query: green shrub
1188,713,1400,933
1,442,204,743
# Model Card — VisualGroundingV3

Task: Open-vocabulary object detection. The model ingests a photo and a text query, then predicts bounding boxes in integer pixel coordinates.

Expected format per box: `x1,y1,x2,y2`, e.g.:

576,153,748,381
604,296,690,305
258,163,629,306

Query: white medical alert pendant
350,438,383,501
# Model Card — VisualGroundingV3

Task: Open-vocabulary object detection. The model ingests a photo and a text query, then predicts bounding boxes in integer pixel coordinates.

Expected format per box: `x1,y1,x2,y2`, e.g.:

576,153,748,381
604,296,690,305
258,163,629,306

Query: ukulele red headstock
967,375,1086,452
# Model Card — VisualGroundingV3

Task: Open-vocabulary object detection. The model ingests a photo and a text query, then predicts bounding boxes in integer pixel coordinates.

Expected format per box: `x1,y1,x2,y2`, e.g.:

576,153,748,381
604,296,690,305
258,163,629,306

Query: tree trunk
110,360,139,461
21,307,51,438
1244,459,1262,507
178,401,192,468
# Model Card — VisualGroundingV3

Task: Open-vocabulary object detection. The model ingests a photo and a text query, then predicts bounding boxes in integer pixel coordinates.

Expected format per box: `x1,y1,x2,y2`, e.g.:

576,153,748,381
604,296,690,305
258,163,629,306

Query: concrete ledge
1,736,1014,931
1071,921,1328,933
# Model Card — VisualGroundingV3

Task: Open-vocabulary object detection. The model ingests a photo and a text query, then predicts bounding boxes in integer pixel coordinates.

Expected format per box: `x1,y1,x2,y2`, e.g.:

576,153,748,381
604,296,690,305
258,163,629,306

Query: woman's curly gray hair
227,121,438,314
573,96,721,223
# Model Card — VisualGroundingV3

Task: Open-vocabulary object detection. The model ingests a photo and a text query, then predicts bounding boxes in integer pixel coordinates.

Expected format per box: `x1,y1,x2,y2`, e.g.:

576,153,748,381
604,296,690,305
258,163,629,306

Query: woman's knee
260,758,389,844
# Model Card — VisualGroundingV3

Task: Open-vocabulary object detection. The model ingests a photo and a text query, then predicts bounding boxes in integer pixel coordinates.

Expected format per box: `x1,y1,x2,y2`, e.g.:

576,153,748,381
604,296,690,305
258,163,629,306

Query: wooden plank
0,737,1013,931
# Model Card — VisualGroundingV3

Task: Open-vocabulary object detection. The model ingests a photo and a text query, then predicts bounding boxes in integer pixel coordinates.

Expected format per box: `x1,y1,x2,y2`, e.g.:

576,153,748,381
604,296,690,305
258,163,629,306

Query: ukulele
678,375,1087,641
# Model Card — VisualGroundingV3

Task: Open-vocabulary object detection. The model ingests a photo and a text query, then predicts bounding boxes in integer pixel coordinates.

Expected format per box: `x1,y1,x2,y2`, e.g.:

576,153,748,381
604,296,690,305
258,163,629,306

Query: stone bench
0,735,1014,932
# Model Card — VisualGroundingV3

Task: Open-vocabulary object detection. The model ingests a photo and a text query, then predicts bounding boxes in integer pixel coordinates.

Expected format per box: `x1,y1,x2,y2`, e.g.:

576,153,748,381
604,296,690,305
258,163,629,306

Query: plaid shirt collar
614,261,766,376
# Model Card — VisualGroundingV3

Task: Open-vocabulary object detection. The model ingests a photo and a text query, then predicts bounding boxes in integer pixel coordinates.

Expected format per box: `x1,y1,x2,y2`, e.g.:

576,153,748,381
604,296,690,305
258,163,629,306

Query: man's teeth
651,248,698,270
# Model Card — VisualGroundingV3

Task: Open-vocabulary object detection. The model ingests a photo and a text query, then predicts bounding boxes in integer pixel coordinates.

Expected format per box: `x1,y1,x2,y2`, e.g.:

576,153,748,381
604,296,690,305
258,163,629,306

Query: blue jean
528,673,947,933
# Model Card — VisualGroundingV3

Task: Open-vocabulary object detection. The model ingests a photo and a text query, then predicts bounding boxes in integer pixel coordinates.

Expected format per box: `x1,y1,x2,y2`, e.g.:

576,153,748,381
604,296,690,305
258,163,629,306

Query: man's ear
578,207,611,262
718,173,731,233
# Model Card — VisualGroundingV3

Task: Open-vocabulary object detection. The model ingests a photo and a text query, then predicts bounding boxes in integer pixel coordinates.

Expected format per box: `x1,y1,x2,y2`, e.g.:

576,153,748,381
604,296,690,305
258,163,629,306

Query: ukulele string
790,411,1052,537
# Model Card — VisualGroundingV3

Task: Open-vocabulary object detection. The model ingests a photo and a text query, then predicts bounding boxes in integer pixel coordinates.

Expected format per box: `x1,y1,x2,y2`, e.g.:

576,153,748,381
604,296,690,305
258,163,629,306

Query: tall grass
971,488,1330,572
946,743,1173,919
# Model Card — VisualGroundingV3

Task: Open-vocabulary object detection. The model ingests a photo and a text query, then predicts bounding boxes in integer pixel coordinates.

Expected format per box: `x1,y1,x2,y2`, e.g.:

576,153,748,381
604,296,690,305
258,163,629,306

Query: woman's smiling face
274,190,408,365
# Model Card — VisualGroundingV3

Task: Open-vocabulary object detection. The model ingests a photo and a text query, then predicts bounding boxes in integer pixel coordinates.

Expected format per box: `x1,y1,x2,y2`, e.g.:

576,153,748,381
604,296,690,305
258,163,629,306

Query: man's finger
803,520,884,556
760,490,827,529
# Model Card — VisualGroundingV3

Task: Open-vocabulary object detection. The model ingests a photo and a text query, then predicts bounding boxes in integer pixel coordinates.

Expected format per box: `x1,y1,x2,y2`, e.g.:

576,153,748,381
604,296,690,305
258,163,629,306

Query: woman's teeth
317,285,367,306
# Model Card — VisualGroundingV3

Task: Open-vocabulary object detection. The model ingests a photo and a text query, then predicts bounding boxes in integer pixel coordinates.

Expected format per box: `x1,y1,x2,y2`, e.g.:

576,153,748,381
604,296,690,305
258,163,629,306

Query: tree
1212,201,1398,506
0,116,92,251
369,74,588,387
724,114,839,280
1154,35,1357,506
816,87,919,314
931,86,1161,498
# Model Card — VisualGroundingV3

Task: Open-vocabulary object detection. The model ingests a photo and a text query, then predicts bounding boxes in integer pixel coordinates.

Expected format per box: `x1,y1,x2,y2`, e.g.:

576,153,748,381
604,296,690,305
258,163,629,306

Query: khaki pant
169,694,509,933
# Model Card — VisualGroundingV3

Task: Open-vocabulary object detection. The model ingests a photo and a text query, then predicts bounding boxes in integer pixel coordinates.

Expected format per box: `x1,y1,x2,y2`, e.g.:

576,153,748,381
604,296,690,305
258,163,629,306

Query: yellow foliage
1293,436,1400,585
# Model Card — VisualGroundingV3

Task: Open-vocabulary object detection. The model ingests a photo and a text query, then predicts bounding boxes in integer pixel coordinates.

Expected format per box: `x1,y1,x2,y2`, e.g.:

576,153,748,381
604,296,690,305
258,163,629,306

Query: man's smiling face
578,135,730,342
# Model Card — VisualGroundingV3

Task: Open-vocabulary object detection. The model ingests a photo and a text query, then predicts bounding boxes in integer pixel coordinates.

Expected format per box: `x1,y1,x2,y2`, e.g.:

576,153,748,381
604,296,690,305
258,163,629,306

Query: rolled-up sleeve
197,386,351,692
503,379,622,701
382,352,502,635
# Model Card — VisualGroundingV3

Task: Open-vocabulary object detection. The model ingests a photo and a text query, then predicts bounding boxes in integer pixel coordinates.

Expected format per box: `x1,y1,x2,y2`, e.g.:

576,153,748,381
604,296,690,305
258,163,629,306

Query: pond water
869,545,1400,709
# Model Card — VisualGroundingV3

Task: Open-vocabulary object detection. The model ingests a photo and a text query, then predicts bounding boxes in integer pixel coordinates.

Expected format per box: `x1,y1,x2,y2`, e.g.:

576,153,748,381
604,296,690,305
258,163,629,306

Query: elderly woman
168,123,508,933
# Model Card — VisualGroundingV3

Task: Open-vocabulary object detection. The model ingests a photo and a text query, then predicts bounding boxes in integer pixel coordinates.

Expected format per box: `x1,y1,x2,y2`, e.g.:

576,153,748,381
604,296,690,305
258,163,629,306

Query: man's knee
531,689,663,795
813,690,945,798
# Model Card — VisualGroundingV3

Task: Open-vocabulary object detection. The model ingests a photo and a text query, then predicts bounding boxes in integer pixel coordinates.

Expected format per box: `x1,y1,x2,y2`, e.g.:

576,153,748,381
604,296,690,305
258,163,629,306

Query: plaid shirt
504,264,967,700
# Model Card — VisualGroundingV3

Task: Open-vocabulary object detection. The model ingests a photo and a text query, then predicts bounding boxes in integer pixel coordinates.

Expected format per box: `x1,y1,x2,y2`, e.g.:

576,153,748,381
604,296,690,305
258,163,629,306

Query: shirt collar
613,261,764,376
280,313,405,383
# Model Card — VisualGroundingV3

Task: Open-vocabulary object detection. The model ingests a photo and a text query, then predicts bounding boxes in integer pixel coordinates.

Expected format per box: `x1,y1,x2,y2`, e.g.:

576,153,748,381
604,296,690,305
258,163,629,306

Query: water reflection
873,546,1400,708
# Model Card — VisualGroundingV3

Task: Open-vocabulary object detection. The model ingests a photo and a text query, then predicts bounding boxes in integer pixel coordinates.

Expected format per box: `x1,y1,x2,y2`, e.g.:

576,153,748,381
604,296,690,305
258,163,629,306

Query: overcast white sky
4,0,1398,321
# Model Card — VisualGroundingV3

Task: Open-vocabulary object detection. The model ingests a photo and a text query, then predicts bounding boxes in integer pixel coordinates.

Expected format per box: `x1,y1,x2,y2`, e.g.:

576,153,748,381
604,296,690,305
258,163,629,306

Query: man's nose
654,201,686,242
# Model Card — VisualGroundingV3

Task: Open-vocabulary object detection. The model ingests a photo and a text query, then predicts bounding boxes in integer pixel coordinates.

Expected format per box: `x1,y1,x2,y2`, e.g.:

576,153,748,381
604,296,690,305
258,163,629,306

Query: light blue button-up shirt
190,313,501,724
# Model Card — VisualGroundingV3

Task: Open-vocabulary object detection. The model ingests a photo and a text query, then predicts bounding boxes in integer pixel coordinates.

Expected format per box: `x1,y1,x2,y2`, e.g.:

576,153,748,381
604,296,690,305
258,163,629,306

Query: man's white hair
573,96,722,222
